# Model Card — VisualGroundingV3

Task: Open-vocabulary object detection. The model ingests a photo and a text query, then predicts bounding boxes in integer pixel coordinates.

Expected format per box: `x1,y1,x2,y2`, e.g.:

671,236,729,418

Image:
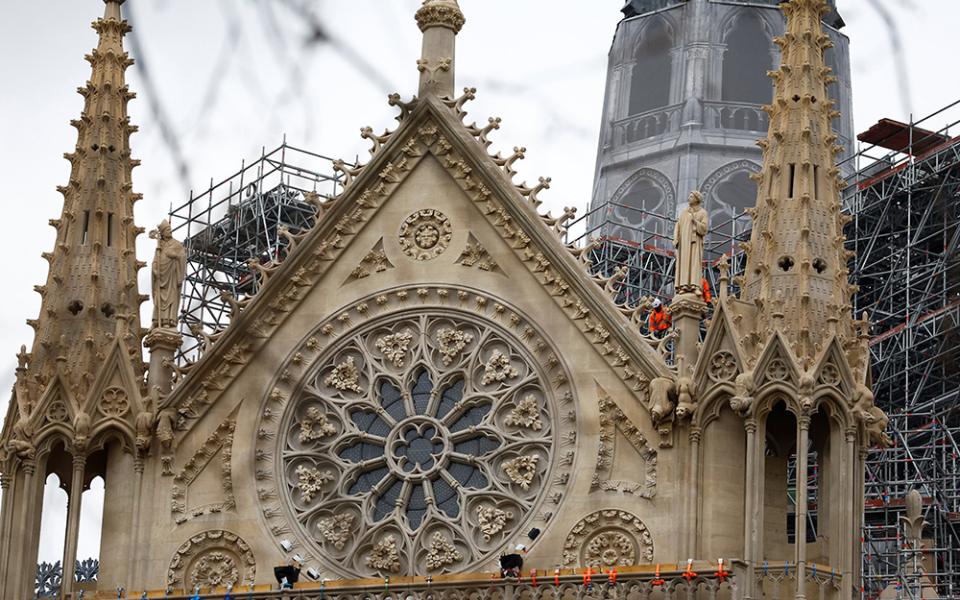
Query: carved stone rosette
562,510,654,568
166,530,255,590
254,286,577,577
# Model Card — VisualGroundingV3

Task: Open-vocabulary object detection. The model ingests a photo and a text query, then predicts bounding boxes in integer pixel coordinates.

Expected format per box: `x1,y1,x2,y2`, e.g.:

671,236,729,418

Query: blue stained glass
411,369,433,415
431,478,459,518
350,410,391,437
449,404,491,433
407,484,427,529
435,379,464,419
374,478,404,521
453,435,499,457
447,461,488,489
379,379,407,422
349,466,389,495
338,441,385,463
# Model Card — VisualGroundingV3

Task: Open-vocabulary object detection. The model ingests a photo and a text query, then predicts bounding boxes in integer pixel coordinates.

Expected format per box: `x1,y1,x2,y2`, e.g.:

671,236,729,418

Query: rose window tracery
263,305,573,577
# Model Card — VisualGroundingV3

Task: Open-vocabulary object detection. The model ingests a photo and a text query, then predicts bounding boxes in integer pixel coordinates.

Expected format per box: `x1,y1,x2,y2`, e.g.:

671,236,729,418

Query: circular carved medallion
707,350,738,383
562,510,654,568
820,363,841,387
256,287,577,578
166,530,255,590
399,209,452,260
766,359,790,382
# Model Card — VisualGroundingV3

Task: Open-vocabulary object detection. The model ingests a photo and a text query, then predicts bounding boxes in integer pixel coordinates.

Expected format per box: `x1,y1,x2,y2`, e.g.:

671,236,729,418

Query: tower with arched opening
588,0,852,257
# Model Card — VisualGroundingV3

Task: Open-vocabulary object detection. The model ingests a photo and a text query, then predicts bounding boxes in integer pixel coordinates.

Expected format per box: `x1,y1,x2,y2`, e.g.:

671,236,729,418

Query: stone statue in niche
150,220,187,329
673,191,709,295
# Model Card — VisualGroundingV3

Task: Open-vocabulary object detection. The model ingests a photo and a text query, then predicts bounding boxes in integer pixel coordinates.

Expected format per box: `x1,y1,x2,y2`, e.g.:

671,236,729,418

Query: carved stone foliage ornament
456,234,501,273
255,287,577,578
348,238,394,282
593,387,657,497
398,209,452,260
562,510,654,568
170,413,238,524
166,530,255,590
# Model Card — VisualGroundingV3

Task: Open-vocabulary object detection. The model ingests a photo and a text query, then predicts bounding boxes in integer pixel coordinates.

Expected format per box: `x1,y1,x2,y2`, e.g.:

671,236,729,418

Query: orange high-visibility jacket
701,278,712,303
648,307,671,332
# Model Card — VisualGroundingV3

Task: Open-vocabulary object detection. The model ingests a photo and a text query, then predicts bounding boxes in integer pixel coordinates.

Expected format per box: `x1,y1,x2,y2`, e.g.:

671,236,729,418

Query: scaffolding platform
169,141,347,362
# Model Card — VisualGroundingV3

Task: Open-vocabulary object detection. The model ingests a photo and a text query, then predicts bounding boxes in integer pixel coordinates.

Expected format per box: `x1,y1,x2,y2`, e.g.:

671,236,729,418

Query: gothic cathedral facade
0,1,885,599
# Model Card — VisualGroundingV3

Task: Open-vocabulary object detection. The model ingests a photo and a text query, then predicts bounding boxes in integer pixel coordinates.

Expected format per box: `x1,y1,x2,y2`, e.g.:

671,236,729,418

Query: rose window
271,310,567,577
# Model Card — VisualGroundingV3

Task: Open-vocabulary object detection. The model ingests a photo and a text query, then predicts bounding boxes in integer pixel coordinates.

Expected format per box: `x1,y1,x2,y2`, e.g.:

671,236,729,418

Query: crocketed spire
739,0,856,363
23,0,145,406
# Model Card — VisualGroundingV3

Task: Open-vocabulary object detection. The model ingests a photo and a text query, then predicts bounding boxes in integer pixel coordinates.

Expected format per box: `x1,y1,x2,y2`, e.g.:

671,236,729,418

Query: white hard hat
652,298,662,308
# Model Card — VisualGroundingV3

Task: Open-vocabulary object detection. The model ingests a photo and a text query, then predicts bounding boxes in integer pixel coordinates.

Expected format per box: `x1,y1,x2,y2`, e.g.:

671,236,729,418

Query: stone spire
739,0,855,362
415,0,465,97
24,0,145,405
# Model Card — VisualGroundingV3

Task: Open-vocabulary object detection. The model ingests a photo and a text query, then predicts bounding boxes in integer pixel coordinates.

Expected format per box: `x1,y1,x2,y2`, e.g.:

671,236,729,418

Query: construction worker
701,277,712,304
648,298,671,337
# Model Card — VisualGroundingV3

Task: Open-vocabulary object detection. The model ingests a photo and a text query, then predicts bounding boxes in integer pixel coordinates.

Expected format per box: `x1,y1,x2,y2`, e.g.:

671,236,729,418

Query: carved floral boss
271,311,565,576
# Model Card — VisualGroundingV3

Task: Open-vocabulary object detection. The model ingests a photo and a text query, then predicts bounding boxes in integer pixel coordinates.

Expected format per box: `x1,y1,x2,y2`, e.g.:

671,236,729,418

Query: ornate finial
415,0,464,97
415,0,465,33
103,0,125,20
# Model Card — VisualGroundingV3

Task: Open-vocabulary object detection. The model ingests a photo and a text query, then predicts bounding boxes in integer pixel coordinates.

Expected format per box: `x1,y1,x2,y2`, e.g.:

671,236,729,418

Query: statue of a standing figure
673,191,709,295
150,220,186,329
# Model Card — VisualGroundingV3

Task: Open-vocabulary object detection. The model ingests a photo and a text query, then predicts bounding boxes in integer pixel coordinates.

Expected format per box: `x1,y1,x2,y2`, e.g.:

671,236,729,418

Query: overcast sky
2,0,960,572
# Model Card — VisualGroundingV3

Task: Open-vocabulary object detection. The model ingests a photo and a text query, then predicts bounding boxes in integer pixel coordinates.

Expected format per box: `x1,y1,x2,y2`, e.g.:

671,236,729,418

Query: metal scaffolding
567,99,960,599
168,140,346,362
845,100,960,600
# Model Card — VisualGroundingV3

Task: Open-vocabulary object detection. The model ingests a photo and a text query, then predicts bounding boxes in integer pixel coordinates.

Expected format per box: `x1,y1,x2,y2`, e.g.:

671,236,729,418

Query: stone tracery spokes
278,311,558,576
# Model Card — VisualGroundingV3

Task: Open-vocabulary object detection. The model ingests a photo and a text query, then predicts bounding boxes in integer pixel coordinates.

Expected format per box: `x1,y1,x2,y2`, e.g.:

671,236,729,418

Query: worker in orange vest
701,278,712,304
648,298,671,337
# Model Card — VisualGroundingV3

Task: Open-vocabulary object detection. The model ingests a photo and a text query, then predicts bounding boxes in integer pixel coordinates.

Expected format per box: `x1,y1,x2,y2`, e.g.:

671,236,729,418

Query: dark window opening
106,212,114,247
100,303,115,318
778,256,795,272
788,164,796,198
722,13,773,104
81,210,90,245
813,166,820,199
629,19,672,116
67,300,84,315
813,258,827,274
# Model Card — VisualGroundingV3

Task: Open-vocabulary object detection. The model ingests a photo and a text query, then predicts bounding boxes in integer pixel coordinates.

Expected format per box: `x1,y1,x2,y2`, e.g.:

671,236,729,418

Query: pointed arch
628,16,675,116
721,9,775,105
700,160,762,250
608,167,676,243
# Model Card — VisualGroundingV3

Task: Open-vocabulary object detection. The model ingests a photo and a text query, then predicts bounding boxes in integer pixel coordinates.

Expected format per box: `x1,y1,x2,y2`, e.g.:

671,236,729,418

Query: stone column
127,457,145,591
743,419,757,600
13,459,38,600
671,294,707,377
794,416,811,600
841,429,856,600
686,426,702,558
144,328,182,398
415,0,464,98
0,472,14,600
61,455,87,597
